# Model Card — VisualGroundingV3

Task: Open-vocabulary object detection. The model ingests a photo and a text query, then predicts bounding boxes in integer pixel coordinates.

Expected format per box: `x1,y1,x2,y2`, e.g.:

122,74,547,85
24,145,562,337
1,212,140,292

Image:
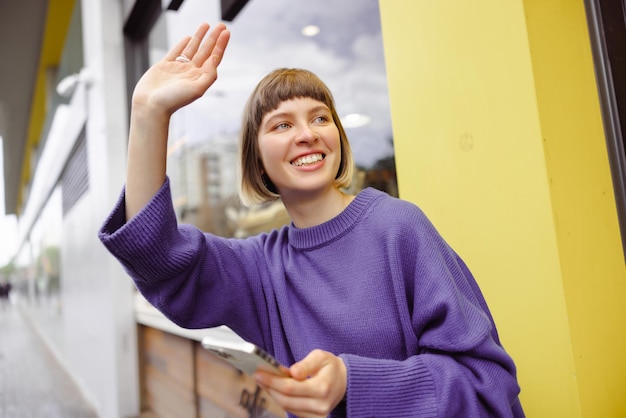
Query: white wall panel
57,0,140,416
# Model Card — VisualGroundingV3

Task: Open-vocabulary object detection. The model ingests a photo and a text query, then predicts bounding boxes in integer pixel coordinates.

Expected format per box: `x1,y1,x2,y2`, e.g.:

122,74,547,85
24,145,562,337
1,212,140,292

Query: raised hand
255,349,347,418
125,23,230,220
132,22,231,117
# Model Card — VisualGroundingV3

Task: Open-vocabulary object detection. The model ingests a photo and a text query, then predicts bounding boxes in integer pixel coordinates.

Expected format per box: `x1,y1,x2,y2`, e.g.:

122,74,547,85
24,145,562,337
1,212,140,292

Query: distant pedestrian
0,280,11,309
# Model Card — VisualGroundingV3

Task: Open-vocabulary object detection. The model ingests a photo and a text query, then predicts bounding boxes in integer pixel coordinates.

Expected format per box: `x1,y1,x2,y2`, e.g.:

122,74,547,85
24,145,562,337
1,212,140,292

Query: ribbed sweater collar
287,187,383,250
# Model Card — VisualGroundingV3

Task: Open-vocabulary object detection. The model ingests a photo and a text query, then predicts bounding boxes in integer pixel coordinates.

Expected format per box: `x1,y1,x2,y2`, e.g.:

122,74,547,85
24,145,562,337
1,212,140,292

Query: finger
210,28,231,67
290,349,326,381
262,386,328,418
256,372,339,417
203,30,230,70
194,23,229,66
255,370,314,398
164,35,191,61
180,22,211,60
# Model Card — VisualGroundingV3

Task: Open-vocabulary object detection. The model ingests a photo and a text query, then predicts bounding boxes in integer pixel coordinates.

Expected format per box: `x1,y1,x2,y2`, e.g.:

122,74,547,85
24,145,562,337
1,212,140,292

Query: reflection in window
14,186,63,312
148,0,397,237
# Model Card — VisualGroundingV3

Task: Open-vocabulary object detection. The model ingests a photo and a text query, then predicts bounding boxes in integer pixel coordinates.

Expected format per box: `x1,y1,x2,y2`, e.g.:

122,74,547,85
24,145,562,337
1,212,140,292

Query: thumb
290,349,325,381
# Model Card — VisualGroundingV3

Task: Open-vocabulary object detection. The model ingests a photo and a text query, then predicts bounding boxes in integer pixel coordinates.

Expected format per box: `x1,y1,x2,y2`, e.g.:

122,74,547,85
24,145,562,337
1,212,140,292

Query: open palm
132,23,230,117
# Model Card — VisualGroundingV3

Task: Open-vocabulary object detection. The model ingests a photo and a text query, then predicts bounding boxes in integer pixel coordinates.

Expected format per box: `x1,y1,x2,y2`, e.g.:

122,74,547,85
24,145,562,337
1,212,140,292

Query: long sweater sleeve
98,178,272,343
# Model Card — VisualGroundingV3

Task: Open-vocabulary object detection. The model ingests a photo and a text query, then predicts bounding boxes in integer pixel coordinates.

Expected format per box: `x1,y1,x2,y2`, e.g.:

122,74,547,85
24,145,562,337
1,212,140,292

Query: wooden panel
140,326,197,417
143,326,195,389
144,362,196,418
138,325,285,417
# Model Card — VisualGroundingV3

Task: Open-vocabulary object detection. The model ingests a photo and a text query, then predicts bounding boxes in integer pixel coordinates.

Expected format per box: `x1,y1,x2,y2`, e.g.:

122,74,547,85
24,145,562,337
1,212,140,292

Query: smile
291,153,325,167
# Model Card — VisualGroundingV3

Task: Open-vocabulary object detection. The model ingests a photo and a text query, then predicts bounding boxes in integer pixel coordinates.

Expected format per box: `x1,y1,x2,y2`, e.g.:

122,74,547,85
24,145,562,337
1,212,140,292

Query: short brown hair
238,68,354,206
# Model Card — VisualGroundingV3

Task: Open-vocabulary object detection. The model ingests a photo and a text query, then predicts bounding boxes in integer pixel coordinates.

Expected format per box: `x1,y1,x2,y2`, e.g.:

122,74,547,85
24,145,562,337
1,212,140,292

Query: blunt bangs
251,69,335,127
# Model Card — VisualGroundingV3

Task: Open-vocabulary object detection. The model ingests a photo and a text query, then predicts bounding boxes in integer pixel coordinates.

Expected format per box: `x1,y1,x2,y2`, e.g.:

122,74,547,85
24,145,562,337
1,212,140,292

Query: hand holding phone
201,335,290,377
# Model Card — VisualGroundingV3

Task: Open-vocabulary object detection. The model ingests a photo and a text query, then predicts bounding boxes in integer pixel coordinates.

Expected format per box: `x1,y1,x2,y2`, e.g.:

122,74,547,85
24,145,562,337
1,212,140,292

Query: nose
295,124,319,144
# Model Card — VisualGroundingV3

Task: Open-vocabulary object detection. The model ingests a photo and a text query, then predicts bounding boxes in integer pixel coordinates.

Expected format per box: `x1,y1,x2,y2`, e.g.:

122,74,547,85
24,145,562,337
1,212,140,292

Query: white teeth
292,153,324,166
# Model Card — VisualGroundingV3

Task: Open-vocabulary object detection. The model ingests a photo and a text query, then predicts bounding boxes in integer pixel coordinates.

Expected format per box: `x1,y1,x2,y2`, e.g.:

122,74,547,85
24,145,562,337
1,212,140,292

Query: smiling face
238,68,354,206
258,97,342,201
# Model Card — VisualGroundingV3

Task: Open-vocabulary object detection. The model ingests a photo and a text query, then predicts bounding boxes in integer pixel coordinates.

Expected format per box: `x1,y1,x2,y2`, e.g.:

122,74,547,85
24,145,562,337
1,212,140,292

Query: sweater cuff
340,354,438,418
98,178,177,272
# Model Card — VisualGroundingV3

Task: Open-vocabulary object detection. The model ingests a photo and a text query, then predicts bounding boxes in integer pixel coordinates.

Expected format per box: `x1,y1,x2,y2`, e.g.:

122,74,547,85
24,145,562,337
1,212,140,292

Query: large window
145,0,396,237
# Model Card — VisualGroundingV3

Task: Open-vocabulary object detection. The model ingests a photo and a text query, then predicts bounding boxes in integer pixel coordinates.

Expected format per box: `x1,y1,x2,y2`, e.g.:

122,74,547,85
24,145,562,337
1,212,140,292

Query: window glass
13,187,62,313
148,0,397,237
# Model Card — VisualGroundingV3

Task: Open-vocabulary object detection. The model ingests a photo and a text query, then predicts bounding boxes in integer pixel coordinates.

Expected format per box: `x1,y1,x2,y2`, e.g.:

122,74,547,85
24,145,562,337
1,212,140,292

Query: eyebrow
263,105,330,127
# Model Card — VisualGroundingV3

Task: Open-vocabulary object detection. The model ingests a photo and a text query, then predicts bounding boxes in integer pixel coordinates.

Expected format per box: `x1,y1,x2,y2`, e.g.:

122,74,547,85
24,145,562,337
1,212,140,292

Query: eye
274,122,291,130
313,115,330,124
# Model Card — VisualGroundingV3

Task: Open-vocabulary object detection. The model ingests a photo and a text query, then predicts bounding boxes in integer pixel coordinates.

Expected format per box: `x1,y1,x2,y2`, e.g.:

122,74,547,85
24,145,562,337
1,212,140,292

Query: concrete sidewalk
0,304,98,418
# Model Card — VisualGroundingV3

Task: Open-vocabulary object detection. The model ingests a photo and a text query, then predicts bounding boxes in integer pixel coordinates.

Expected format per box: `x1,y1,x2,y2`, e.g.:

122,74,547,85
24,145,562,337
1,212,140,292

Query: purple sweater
99,178,523,417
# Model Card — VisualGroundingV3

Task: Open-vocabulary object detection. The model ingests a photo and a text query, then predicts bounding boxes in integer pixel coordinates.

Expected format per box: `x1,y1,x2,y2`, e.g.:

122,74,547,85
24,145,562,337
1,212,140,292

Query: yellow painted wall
523,1,626,416
379,0,626,416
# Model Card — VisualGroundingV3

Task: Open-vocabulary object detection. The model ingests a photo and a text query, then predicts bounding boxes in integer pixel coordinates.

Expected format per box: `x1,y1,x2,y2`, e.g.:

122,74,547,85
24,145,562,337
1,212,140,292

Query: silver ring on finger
175,54,191,63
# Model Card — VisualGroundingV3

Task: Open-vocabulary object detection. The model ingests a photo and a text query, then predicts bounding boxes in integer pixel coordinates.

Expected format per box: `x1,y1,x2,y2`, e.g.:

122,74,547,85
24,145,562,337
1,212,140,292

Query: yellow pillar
379,1,626,417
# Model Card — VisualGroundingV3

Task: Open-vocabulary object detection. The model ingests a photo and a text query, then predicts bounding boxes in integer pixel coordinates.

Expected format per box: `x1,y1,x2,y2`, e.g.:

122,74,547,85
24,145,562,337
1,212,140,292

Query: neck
282,186,355,228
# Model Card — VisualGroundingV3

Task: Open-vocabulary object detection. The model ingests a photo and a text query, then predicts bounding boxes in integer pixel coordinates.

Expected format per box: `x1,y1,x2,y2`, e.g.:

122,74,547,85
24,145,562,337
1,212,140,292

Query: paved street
0,304,98,418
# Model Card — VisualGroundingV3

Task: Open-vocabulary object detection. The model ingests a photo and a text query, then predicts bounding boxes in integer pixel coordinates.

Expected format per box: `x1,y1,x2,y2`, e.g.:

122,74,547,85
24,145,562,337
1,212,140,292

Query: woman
99,23,524,417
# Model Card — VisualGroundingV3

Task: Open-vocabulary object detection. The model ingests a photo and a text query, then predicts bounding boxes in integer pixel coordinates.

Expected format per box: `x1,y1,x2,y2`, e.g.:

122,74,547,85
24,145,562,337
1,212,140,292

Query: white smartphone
201,335,290,377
